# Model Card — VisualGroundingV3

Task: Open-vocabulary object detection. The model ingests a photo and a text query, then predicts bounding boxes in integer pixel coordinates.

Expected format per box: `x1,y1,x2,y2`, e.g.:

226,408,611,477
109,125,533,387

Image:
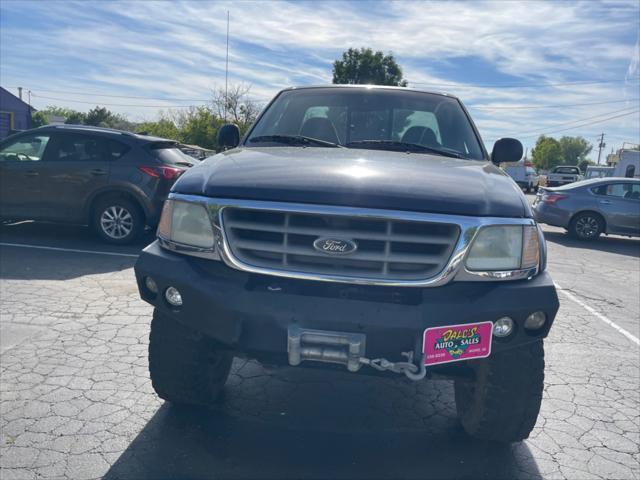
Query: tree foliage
531,135,595,171
559,136,592,166
211,83,261,135
332,48,408,86
27,84,261,151
531,136,564,170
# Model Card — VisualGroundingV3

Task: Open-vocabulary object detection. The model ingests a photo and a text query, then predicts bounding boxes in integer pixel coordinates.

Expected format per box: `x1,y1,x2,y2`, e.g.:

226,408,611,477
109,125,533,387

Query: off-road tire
149,309,233,406
569,211,604,241
92,196,144,245
454,340,544,443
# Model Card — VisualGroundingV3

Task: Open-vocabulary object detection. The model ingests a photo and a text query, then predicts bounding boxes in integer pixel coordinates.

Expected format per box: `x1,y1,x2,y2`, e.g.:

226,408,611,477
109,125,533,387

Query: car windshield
554,167,579,174
246,88,485,160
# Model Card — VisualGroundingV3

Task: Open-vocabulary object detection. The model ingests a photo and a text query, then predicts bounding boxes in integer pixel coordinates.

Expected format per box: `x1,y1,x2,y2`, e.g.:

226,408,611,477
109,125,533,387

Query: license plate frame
422,321,493,366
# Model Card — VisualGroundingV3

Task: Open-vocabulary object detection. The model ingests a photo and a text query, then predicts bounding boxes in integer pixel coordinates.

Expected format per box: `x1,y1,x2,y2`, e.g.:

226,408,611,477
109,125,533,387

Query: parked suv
135,86,559,443
0,125,196,243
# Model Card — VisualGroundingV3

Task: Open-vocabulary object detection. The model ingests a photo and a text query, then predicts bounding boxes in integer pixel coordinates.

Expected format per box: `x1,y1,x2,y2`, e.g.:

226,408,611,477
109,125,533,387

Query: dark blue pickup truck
134,85,559,443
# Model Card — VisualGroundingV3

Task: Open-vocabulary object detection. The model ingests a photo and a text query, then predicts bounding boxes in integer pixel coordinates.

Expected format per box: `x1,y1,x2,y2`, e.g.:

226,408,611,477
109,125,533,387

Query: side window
50,134,105,162
108,140,131,160
625,165,636,178
0,134,51,162
593,183,637,199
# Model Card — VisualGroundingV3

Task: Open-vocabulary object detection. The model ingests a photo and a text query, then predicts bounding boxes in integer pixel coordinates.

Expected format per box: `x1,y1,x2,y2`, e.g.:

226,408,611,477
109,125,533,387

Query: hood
173,147,529,218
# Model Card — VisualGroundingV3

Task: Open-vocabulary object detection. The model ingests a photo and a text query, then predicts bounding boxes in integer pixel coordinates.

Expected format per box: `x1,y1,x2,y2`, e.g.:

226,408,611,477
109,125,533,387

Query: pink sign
423,321,494,366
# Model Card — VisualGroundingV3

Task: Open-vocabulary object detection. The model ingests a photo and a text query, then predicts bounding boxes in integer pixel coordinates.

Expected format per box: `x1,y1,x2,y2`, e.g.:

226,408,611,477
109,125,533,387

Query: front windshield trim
242,87,489,161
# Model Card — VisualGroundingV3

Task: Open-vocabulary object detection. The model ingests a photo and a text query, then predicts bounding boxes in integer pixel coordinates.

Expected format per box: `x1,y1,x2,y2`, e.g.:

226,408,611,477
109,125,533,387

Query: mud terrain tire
454,340,544,442
149,308,233,406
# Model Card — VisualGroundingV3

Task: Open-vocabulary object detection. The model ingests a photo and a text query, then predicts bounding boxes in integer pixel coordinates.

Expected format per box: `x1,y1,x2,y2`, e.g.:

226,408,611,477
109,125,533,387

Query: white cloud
1,0,638,157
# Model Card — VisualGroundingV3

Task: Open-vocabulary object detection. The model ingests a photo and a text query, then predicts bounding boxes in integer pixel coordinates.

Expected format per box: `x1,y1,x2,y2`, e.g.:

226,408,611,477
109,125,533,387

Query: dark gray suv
0,125,196,243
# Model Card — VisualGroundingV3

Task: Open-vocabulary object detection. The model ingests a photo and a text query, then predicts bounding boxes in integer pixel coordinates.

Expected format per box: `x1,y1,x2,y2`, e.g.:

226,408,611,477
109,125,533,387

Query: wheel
454,341,544,443
92,196,143,244
569,212,603,241
149,308,233,406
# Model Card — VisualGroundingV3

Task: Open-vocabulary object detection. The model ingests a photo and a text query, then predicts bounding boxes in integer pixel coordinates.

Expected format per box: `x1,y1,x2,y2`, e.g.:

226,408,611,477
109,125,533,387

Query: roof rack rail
42,124,136,137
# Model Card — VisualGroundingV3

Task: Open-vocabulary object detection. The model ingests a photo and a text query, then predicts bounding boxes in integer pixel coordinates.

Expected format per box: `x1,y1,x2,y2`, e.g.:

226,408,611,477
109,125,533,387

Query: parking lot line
555,282,640,346
0,242,139,258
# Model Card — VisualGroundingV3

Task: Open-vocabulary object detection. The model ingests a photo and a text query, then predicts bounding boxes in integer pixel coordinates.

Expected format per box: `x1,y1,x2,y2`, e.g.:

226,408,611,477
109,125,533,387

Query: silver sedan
532,177,640,240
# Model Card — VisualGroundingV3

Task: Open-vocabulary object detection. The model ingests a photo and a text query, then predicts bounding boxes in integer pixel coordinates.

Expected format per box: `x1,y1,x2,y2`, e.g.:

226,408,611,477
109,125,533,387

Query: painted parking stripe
0,242,139,258
555,282,640,346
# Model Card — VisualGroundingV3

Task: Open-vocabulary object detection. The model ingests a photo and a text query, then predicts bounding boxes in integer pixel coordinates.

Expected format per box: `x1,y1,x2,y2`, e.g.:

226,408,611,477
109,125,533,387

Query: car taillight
139,166,184,180
541,193,567,205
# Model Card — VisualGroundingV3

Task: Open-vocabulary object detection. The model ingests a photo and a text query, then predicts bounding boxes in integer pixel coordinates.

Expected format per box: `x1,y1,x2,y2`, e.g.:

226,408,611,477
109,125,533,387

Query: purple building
0,87,35,139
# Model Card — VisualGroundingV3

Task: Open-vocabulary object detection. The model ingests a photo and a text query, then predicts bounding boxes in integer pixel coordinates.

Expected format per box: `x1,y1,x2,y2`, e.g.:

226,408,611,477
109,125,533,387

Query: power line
30,93,203,108
6,86,209,102
512,106,639,137
470,98,640,110
408,78,640,89
518,110,639,139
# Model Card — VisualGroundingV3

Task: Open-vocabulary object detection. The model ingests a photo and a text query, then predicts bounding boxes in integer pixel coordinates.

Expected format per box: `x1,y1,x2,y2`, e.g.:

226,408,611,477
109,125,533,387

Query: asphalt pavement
1,199,639,480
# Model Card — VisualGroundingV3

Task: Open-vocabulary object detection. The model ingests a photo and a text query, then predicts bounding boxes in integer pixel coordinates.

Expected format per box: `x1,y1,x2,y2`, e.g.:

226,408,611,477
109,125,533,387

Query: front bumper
135,241,559,367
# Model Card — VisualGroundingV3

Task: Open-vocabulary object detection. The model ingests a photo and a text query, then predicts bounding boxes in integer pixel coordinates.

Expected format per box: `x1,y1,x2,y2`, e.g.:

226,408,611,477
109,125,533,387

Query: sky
1,0,639,161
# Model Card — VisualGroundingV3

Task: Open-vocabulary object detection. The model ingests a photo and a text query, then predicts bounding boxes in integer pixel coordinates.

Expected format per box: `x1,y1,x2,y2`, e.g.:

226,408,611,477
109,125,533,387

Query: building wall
0,87,33,139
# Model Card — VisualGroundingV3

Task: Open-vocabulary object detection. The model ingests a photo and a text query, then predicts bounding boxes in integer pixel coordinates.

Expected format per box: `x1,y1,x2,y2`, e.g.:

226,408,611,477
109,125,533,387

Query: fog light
493,317,514,338
165,286,183,307
144,276,158,294
524,311,546,330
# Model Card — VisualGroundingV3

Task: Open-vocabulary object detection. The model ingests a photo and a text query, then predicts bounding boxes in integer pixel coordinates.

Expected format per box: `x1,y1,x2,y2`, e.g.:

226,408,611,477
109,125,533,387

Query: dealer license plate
423,321,493,366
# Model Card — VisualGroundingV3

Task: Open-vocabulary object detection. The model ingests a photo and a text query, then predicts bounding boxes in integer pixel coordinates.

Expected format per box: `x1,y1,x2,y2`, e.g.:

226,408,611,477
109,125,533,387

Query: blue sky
1,0,638,160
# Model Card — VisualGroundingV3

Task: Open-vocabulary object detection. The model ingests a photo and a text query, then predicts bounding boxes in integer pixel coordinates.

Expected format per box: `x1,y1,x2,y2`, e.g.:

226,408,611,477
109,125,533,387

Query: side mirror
217,124,240,150
491,138,523,165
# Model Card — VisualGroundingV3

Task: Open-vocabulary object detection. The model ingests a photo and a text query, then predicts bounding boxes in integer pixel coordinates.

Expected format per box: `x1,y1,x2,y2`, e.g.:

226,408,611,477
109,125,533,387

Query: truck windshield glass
246,88,485,160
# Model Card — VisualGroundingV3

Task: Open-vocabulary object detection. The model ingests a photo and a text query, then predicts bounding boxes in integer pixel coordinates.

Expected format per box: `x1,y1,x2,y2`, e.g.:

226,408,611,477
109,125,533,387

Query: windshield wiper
345,140,465,159
249,135,344,148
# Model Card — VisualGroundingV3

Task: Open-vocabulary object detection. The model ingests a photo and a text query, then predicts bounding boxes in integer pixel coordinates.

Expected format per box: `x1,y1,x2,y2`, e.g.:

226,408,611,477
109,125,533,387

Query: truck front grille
221,207,460,281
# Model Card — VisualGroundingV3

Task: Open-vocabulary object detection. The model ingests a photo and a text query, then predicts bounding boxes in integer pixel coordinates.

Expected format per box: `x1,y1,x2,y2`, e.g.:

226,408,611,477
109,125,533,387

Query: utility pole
596,133,606,165
224,10,229,122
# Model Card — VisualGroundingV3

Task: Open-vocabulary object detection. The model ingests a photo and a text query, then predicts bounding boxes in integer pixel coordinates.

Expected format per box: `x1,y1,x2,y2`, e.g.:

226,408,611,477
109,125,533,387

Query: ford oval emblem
313,237,358,255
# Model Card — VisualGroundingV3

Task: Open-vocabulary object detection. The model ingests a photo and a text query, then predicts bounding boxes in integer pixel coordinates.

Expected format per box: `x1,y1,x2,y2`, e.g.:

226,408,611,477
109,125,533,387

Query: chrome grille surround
164,194,539,287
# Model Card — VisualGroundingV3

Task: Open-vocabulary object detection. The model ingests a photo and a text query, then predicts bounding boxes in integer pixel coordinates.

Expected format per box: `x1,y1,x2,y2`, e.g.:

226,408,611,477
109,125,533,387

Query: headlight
465,225,540,271
157,200,215,249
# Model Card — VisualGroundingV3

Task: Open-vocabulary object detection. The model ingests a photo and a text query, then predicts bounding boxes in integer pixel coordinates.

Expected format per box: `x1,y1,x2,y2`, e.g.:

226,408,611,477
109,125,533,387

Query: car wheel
93,196,143,244
149,308,233,406
454,340,544,443
569,212,603,241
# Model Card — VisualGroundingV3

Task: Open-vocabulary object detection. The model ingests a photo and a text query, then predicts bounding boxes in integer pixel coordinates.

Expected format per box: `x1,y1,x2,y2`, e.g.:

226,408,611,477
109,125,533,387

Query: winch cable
360,351,427,381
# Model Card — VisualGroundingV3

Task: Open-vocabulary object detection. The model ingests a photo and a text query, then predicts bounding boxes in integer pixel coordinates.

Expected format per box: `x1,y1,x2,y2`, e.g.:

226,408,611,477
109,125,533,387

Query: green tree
167,107,221,150
65,111,86,125
578,159,595,173
136,118,181,140
332,48,408,86
84,106,114,126
559,136,592,166
31,111,49,127
531,136,563,171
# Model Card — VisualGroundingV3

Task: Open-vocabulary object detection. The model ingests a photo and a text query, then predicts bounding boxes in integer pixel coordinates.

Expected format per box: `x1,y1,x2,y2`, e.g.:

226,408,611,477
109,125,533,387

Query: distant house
0,87,35,139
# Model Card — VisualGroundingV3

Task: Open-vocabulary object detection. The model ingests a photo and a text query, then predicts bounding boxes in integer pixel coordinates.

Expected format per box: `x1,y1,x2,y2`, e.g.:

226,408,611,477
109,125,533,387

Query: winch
287,325,427,381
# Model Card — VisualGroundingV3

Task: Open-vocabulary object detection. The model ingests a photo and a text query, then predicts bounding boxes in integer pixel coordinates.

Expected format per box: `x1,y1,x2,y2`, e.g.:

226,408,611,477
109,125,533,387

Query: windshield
553,167,579,174
246,88,485,160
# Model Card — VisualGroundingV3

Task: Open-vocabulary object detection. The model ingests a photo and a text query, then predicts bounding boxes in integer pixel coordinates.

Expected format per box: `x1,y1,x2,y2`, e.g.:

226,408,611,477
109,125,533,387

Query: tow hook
287,326,427,381
360,351,427,381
